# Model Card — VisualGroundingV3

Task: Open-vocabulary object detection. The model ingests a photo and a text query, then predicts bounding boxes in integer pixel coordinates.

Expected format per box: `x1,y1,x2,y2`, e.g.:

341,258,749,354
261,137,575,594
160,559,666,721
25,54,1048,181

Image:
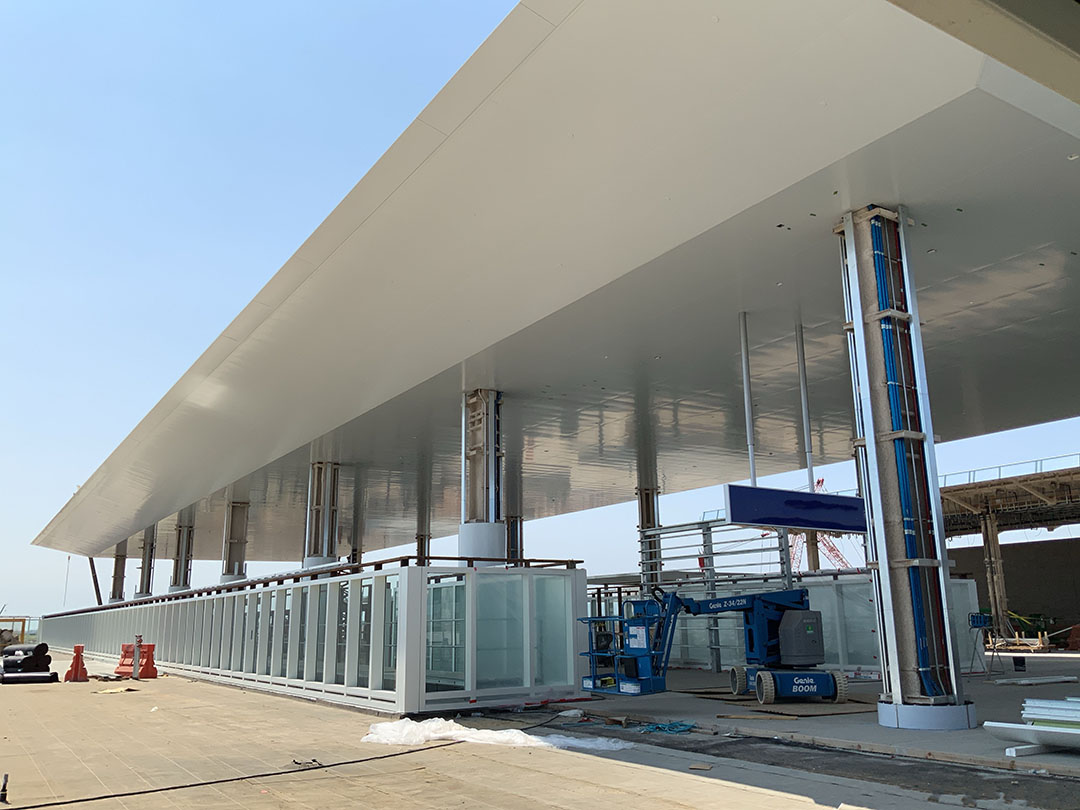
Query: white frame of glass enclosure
40,565,587,714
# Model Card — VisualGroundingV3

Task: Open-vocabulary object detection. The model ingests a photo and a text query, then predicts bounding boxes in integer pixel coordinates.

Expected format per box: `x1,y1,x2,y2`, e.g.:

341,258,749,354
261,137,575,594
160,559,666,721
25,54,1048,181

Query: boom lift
580,587,847,703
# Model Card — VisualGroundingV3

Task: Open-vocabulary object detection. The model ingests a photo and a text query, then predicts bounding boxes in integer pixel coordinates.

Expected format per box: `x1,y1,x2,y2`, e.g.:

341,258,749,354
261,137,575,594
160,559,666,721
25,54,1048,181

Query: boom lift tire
729,666,747,694
755,670,777,704
830,671,848,703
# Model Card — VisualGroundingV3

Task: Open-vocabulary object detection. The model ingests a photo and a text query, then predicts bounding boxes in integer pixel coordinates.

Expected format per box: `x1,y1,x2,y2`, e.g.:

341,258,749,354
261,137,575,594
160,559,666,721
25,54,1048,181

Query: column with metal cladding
133,525,157,598
416,450,432,565
303,461,340,569
838,205,973,729
170,506,195,592
221,500,250,583
504,429,524,565
458,389,505,563
635,382,661,592
109,540,128,603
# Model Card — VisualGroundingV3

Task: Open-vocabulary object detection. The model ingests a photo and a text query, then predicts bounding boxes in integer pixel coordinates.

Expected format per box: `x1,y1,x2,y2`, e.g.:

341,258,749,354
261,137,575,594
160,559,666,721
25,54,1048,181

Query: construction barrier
115,642,157,679
137,643,157,678
64,644,89,682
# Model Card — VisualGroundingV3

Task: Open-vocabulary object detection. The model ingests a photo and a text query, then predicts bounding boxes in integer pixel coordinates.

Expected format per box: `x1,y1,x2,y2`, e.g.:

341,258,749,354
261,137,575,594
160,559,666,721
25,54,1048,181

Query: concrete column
459,389,505,562
221,500,249,583
170,506,195,592
303,461,340,569
109,540,128,603
134,525,156,598
839,205,971,730
980,511,1010,639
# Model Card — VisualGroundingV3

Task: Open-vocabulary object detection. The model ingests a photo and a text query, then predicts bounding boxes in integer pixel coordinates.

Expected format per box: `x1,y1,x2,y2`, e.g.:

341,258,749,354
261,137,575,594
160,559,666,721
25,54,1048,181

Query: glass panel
314,584,328,682
265,592,275,675
238,598,248,672
426,575,465,692
382,577,399,690
249,596,260,673
280,589,292,677
838,583,877,668
476,574,524,689
295,588,308,679
356,581,372,688
534,575,570,686
334,583,348,685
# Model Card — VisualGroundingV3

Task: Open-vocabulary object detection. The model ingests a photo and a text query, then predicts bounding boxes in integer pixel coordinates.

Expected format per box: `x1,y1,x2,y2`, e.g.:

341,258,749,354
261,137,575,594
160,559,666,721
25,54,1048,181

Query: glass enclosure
653,574,981,675
40,566,585,714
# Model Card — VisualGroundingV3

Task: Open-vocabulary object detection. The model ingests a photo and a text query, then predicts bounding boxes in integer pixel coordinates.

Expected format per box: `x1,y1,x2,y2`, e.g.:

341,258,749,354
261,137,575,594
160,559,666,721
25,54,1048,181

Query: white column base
302,555,337,570
877,701,977,730
458,522,506,566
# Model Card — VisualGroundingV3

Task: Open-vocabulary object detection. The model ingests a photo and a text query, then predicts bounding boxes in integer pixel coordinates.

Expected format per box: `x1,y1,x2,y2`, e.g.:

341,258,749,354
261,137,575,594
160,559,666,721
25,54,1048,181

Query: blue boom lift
580,587,847,704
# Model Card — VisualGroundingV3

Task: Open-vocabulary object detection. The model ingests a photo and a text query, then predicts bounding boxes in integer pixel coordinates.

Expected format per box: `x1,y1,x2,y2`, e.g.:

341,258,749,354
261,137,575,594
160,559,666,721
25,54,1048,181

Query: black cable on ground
10,715,560,809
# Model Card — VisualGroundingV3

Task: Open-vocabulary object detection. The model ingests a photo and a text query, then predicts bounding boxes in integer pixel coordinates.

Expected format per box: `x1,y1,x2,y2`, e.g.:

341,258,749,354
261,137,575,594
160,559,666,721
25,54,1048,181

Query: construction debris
986,697,1080,757
994,676,1078,686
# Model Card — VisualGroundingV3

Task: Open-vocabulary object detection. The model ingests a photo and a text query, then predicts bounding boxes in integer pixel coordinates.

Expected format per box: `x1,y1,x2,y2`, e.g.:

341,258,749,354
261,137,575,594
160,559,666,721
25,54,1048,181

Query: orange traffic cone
64,644,89,682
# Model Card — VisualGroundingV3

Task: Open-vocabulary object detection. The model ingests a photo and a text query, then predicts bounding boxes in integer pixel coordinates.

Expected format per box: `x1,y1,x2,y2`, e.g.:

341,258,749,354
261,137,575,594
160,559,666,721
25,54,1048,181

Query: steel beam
88,556,103,606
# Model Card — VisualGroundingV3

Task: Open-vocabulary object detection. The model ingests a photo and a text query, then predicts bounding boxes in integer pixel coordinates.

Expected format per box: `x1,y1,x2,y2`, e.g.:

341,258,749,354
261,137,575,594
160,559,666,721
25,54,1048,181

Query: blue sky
2,2,1077,617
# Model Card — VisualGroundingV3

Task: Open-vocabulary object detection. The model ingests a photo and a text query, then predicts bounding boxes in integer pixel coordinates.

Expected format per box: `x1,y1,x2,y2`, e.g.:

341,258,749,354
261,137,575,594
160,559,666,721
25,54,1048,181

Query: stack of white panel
1022,698,1080,728
986,697,1080,757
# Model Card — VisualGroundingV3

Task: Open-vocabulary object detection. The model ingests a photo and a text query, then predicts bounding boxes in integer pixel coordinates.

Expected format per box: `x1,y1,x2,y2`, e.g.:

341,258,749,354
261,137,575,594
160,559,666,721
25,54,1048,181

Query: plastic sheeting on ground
362,718,632,751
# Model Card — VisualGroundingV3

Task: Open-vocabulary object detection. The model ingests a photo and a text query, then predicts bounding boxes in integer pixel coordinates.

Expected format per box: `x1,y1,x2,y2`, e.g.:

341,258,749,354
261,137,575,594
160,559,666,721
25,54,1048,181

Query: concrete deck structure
584,661,1080,779
0,652,985,810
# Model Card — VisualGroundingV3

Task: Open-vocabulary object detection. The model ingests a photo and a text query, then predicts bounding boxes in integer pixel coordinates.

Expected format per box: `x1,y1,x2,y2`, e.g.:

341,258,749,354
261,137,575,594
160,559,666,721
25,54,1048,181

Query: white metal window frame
40,565,586,714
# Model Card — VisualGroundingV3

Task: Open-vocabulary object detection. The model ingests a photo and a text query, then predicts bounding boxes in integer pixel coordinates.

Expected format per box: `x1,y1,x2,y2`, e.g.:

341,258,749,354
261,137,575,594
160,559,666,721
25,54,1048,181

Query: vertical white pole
739,311,757,486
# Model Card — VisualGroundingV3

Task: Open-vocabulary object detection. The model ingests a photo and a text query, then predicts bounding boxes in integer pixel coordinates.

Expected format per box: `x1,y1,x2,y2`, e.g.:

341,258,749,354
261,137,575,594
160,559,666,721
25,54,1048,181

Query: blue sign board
724,484,866,533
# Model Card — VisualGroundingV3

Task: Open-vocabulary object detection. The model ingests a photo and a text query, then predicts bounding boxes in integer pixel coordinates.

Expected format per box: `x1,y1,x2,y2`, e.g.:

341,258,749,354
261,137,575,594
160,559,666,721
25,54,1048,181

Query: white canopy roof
32,1,1080,560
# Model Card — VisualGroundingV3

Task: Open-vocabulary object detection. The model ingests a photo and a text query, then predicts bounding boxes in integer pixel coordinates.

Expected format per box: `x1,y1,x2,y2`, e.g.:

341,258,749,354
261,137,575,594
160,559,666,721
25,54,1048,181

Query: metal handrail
701,452,1079,520
42,554,583,619
937,452,1080,488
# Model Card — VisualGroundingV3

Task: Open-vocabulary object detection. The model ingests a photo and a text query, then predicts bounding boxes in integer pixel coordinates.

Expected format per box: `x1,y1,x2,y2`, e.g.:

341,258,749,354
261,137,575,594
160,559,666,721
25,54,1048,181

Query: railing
41,563,586,714
43,554,582,620
701,452,1079,520
937,452,1080,488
